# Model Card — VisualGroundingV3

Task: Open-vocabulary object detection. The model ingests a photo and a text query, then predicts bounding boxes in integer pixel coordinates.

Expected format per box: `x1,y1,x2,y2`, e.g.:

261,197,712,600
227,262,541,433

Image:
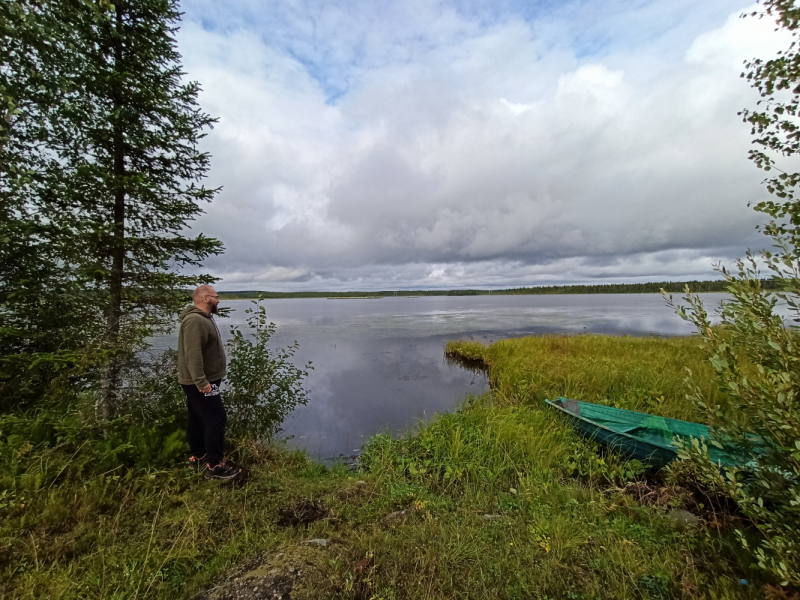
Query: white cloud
686,7,792,69
176,1,786,290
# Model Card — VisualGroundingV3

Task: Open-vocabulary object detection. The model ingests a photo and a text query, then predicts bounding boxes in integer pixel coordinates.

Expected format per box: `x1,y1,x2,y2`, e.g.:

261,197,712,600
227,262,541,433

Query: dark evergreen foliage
0,0,223,416
0,0,99,406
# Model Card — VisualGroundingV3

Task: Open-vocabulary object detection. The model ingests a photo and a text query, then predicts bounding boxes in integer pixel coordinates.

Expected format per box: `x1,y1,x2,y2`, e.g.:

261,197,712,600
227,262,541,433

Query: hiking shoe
188,454,207,472
204,461,242,480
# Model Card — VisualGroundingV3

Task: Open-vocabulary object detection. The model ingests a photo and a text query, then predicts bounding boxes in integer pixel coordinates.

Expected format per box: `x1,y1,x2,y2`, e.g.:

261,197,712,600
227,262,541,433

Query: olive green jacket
177,305,227,389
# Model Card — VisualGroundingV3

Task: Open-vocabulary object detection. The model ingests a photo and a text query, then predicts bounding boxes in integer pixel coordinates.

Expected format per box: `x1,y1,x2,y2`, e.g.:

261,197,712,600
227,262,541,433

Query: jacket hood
179,305,210,321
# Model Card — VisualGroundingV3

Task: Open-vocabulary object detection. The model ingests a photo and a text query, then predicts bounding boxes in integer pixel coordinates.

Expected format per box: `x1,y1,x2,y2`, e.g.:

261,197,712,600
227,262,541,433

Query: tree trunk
99,5,126,420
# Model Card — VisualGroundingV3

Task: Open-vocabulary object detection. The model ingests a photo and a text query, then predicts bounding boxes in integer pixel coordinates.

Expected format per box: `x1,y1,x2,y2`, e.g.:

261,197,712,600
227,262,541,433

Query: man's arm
182,317,210,390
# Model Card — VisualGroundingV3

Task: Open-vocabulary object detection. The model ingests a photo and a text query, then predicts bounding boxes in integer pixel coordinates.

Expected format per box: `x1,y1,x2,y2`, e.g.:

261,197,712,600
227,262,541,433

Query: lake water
152,293,729,459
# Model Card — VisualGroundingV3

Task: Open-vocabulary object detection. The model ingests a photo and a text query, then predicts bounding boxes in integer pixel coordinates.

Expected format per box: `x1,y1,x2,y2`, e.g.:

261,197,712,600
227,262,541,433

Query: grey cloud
176,2,781,290
204,246,743,291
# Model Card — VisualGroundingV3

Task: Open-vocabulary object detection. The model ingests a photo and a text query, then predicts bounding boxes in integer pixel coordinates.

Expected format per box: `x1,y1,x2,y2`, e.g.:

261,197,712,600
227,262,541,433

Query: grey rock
384,509,409,521
482,514,502,521
301,538,328,547
667,508,700,528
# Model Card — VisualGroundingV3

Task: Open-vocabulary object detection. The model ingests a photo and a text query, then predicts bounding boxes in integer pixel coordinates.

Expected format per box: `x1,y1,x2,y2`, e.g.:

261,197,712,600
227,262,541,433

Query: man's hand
198,383,212,394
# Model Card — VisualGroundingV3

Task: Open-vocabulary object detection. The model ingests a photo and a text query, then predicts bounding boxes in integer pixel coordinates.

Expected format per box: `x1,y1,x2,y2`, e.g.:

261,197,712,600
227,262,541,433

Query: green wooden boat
545,397,755,469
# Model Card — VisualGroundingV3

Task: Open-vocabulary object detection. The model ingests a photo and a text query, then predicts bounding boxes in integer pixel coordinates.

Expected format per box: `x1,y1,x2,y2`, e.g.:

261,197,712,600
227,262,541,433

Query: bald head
192,285,220,315
192,285,215,302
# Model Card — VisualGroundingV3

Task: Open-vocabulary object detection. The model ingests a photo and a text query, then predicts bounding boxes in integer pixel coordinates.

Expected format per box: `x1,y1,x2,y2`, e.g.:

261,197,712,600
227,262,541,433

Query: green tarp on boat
545,397,755,469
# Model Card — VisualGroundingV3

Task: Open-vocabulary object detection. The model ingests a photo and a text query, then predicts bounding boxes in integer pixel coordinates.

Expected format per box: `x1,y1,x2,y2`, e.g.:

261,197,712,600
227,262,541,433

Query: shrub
116,348,185,422
669,260,800,587
664,1,800,587
224,298,312,441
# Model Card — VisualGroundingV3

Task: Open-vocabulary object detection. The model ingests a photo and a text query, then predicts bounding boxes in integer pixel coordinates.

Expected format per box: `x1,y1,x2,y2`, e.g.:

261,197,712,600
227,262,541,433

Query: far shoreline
216,278,762,300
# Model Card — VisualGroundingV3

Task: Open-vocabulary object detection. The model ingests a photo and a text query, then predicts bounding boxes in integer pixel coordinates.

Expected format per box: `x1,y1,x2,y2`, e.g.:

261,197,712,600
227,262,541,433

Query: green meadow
1,334,764,599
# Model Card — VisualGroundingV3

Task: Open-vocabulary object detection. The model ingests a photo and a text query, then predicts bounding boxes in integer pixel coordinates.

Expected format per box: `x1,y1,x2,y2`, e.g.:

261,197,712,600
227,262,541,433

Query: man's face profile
207,293,219,315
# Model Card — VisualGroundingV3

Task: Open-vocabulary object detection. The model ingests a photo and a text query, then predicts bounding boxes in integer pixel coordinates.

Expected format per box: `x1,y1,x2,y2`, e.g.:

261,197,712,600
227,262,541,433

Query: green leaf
710,356,728,371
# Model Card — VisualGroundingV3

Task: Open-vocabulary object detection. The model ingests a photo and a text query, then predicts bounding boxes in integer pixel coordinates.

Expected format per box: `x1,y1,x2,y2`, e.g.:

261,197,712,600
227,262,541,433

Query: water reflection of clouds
152,294,739,459
282,337,476,459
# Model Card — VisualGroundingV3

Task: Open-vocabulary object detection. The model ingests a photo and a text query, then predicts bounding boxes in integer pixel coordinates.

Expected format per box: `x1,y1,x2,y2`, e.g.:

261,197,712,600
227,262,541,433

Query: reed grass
446,334,722,421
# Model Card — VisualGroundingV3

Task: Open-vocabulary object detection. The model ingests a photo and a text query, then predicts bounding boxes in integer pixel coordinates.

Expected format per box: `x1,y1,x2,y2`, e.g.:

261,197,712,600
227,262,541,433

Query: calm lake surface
152,293,728,459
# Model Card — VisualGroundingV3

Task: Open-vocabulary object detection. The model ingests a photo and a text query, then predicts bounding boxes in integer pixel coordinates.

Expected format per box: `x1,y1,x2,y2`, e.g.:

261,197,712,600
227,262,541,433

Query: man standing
177,284,241,480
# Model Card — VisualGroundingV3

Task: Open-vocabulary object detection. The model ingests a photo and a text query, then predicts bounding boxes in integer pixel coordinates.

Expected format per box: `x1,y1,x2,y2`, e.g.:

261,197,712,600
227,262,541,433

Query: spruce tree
2,0,223,417
67,0,223,418
0,1,96,405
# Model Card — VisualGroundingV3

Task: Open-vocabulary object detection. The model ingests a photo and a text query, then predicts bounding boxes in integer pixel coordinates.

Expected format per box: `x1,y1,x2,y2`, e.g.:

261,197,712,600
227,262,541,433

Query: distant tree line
216,279,770,300
499,279,780,295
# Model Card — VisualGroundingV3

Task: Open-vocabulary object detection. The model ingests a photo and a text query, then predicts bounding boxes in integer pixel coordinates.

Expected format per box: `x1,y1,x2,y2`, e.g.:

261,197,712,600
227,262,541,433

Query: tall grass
0,405,351,599
0,335,766,599
344,334,761,599
447,334,722,421
356,396,759,599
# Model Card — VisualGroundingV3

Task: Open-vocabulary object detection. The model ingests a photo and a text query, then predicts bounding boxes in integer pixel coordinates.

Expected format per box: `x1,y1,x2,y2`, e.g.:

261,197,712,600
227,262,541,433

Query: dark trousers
182,379,226,466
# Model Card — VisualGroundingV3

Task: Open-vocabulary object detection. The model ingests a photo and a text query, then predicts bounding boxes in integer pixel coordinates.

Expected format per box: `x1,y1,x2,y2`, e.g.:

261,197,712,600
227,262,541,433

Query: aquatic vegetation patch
447,334,722,421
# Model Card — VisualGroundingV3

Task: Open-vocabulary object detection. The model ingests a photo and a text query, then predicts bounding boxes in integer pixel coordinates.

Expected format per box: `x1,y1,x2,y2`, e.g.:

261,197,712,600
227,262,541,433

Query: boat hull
546,397,752,469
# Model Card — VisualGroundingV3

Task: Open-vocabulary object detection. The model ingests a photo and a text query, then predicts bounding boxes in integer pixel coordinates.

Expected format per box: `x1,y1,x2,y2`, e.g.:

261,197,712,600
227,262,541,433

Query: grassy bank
1,335,769,599
445,334,723,421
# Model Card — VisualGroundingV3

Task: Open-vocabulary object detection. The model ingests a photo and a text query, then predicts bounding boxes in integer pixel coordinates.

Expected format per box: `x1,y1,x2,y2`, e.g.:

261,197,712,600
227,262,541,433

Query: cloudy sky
176,0,788,291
